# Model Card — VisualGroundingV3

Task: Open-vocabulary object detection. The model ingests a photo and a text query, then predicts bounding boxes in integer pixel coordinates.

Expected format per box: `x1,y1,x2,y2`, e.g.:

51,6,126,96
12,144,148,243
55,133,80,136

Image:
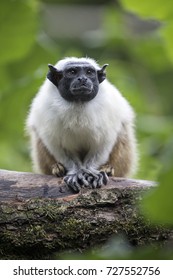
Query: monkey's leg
102,123,137,178
31,132,66,177
52,162,66,177
64,123,136,192
99,164,115,176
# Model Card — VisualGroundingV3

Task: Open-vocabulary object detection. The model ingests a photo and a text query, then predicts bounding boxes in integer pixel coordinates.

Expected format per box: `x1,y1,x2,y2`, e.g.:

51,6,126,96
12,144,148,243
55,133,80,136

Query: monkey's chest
61,127,92,152
59,123,103,161
50,107,115,163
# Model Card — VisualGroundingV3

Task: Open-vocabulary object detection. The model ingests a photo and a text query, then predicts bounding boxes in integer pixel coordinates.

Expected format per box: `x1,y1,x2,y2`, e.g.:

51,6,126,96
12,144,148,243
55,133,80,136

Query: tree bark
0,169,172,259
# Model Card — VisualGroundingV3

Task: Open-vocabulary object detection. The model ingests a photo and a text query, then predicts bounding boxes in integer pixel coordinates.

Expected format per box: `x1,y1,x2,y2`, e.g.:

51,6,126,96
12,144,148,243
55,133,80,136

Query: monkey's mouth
71,86,92,95
70,86,95,102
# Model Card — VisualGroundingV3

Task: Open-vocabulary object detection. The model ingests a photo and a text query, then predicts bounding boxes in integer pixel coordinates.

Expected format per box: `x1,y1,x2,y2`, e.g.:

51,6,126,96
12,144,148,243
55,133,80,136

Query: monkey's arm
64,123,137,192
30,130,66,177
100,122,137,177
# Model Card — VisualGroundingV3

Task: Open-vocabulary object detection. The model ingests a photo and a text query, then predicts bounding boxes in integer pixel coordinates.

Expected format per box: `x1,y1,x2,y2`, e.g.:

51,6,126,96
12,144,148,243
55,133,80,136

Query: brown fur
34,135,66,176
36,136,57,174
100,123,136,177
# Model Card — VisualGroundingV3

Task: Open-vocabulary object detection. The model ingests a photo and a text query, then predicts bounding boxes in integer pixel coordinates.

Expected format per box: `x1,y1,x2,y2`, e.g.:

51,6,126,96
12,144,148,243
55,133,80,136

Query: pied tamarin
26,57,138,192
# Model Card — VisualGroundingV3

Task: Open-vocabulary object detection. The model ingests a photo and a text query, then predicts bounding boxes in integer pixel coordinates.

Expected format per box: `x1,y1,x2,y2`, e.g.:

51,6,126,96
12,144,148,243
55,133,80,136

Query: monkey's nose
78,77,87,84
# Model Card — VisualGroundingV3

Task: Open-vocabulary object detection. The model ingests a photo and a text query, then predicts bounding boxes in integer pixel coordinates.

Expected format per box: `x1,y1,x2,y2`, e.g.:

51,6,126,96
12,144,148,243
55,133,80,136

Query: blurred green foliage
120,0,173,231
0,0,173,259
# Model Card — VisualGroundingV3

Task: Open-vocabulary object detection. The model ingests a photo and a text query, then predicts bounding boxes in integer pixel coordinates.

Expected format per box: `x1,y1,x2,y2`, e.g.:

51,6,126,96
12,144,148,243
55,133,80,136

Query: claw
87,176,93,183
92,177,98,188
97,174,103,188
64,174,80,192
100,171,109,185
76,170,90,187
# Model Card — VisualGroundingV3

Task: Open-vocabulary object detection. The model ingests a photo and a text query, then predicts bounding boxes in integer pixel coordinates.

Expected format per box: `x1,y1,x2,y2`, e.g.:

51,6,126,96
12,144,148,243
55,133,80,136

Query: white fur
26,57,136,174
54,56,101,70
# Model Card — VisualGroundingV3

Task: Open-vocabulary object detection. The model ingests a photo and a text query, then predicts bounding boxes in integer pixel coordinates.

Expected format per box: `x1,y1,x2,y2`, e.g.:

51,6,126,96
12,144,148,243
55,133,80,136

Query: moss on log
0,169,172,259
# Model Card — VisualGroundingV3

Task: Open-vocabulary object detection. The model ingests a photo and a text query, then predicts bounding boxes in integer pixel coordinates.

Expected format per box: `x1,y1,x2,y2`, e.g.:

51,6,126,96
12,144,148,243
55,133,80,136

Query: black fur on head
47,61,108,102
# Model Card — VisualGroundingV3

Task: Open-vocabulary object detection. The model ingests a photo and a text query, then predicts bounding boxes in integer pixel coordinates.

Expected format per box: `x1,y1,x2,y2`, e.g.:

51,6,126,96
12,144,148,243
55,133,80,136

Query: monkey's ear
97,64,109,84
47,64,63,87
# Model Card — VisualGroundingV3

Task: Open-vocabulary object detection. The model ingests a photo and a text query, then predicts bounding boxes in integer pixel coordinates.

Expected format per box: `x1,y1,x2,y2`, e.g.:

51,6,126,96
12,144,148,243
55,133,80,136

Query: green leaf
0,0,38,65
120,0,173,20
141,166,173,225
161,20,173,63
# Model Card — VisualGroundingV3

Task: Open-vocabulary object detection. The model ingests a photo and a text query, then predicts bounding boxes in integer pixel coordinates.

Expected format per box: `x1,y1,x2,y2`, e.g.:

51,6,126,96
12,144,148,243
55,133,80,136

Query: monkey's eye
86,68,95,76
66,68,77,76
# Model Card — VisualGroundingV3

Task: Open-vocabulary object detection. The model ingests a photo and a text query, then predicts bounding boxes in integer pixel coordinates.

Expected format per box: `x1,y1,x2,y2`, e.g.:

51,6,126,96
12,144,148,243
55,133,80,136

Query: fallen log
0,169,172,259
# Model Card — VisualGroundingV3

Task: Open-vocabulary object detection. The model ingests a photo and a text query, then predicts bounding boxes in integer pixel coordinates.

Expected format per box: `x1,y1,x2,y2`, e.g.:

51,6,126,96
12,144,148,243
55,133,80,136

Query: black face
47,62,108,102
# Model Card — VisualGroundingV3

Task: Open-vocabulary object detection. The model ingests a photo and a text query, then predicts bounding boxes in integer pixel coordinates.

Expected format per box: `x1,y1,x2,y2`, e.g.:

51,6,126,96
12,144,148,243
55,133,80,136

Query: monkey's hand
64,168,108,192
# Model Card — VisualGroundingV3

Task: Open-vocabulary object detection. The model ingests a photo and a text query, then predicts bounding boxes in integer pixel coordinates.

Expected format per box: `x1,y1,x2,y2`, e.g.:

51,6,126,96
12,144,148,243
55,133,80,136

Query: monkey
26,57,138,192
